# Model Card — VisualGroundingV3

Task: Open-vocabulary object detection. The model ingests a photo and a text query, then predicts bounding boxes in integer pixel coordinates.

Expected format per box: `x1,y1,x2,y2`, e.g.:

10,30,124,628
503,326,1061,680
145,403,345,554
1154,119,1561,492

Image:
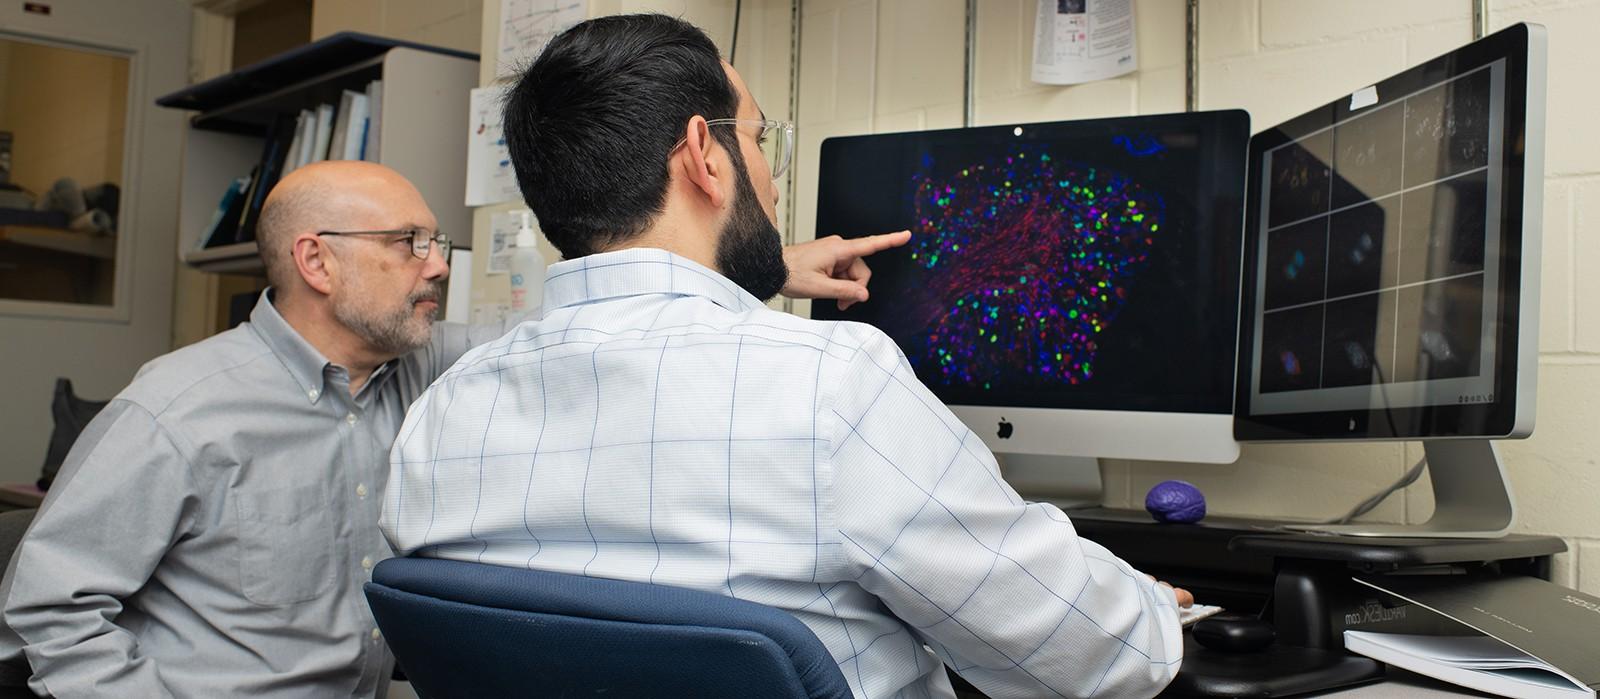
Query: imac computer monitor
812,111,1250,464
1233,24,1547,536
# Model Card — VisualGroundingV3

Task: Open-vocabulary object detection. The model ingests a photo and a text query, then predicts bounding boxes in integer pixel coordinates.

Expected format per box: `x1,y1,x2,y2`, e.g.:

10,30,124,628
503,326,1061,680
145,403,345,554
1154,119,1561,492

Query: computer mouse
1191,614,1275,653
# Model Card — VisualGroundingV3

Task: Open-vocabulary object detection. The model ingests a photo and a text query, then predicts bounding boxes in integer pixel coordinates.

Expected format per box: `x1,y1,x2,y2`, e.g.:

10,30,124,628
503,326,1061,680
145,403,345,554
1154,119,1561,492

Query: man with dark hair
0,155,893,697
386,14,1189,699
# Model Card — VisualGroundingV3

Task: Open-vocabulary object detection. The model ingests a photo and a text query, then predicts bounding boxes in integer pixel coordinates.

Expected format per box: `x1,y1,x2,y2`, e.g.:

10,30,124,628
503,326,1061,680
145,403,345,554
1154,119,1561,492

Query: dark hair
504,14,744,259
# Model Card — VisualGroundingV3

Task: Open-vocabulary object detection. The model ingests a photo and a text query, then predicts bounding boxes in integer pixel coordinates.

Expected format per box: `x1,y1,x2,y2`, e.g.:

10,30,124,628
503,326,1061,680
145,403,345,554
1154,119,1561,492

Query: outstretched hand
781,230,912,310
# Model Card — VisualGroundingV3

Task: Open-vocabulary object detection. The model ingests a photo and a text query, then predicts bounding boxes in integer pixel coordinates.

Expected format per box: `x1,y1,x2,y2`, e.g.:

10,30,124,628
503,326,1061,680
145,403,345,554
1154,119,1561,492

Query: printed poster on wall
465,85,522,207
498,0,586,79
1031,0,1139,85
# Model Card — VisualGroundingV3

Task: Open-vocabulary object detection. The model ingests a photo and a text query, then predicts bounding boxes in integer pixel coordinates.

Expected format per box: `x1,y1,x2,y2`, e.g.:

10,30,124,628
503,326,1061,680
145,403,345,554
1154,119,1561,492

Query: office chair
364,557,853,699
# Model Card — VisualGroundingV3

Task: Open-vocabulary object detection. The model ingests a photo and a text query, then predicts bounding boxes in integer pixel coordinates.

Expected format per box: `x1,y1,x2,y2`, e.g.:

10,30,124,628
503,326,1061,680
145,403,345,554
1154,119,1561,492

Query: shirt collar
248,290,406,405
249,290,333,403
543,248,763,314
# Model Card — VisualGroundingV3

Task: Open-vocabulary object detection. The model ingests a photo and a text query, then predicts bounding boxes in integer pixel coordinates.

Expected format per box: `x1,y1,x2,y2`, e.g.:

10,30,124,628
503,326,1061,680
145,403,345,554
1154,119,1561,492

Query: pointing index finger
844,230,912,257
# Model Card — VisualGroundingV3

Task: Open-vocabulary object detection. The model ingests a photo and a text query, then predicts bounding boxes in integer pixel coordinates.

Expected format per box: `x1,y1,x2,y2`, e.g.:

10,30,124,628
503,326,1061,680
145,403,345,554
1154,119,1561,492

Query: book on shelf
329,89,369,161
197,171,253,250
283,109,315,175
363,79,383,162
233,115,296,244
311,103,336,165
1345,575,1600,699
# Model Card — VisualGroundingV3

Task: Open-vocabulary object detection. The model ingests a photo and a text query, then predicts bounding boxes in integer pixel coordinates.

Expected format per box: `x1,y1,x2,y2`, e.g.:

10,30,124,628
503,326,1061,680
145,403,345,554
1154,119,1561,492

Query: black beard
714,159,788,302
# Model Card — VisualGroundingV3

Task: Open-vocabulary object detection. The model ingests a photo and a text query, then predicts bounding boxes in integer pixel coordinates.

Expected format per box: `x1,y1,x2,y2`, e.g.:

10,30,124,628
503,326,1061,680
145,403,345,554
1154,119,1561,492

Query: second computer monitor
812,111,1251,463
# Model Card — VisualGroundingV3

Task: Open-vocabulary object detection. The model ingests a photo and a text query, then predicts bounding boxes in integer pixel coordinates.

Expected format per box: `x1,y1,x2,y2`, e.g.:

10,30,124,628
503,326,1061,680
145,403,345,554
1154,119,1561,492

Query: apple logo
997,418,1013,439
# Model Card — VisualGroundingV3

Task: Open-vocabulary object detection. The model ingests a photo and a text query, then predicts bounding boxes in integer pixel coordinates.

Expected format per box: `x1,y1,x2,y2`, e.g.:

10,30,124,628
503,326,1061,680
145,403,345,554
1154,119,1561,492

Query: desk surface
1318,668,1485,697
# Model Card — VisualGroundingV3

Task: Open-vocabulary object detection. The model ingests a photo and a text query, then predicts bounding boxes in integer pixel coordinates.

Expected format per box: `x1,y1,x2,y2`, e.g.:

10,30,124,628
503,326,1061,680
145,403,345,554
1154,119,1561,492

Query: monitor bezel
1233,23,1543,442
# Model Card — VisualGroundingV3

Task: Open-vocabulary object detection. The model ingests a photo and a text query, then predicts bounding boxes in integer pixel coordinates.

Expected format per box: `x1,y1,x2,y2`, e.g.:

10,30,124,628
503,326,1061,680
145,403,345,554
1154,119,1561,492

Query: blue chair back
365,557,853,699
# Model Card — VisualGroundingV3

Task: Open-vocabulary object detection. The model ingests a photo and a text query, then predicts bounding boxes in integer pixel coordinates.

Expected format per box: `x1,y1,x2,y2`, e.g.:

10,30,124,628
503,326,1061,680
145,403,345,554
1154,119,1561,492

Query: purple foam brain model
1145,480,1206,524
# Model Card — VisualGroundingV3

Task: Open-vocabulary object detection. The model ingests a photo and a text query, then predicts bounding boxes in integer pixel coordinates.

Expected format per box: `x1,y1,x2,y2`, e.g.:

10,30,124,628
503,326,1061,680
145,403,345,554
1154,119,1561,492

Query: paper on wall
486,209,521,275
466,85,523,207
1031,0,1138,85
498,0,586,79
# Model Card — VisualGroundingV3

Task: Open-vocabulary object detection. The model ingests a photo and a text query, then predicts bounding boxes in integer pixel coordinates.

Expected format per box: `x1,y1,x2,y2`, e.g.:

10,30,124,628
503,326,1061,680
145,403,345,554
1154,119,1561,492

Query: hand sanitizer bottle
507,210,546,316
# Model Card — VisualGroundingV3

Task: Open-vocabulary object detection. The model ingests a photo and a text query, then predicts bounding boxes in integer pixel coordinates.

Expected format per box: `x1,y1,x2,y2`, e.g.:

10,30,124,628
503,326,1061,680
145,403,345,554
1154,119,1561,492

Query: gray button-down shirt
0,293,503,698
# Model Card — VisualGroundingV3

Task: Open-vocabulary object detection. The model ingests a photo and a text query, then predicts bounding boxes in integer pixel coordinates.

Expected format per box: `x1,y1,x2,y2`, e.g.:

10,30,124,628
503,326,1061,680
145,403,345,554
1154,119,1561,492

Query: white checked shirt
383,249,1182,699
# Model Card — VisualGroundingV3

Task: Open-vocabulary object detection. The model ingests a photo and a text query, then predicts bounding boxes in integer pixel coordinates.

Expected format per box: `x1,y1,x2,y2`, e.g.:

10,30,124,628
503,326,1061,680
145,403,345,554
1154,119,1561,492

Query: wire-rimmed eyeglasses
672,118,796,180
316,228,452,262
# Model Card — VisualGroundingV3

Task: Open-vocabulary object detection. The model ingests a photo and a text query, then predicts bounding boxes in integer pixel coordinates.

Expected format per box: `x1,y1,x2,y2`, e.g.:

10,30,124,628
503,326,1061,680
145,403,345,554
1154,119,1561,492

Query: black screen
812,112,1249,414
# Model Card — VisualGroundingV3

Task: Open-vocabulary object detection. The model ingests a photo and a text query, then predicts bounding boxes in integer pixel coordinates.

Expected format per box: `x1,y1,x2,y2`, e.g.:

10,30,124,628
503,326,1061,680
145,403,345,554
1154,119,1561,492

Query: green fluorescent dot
1151,224,1159,232
962,169,969,176
1069,310,1079,318
1019,276,1028,283
1005,181,1012,188
1055,353,1063,360
1128,200,1137,207
990,335,998,343
1132,214,1145,222
953,244,961,251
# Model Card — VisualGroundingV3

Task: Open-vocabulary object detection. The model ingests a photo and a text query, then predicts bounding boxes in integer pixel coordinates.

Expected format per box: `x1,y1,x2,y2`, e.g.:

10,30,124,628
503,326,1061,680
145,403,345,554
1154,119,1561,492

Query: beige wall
0,41,128,195
797,0,1600,594
312,0,484,54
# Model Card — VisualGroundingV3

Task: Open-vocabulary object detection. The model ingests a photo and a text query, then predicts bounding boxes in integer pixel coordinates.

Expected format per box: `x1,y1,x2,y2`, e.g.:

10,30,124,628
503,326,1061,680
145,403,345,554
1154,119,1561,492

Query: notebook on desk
1346,575,1600,699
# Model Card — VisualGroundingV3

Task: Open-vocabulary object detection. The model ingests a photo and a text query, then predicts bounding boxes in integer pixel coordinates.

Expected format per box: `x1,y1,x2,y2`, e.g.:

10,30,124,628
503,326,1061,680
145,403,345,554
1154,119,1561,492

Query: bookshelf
158,32,478,274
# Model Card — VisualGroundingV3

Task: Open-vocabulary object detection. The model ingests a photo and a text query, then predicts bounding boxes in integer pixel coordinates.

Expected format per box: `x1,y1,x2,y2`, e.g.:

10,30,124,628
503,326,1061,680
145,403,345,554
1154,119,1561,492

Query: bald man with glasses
0,160,904,698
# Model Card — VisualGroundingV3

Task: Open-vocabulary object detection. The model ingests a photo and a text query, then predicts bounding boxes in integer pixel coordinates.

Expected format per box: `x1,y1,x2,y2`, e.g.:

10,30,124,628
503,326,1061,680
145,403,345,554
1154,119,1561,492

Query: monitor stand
997,454,1102,510
1283,439,1515,538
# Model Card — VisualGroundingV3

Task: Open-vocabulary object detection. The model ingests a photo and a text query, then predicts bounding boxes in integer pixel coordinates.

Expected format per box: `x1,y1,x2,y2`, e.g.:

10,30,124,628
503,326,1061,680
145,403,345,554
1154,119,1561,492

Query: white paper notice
486,209,521,275
1031,0,1138,85
498,0,586,79
466,85,522,207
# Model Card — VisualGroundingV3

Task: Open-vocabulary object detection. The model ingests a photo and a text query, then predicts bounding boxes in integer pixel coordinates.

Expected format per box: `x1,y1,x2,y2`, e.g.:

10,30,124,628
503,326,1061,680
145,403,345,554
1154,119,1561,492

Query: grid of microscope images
1260,66,1494,394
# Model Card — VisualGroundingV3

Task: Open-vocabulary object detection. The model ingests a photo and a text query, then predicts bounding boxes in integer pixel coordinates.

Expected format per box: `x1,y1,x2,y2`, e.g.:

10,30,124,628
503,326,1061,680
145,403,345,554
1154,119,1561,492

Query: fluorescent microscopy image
1260,304,1324,394
1404,68,1492,187
1263,216,1328,311
1333,100,1405,208
1268,130,1333,228
901,148,1164,390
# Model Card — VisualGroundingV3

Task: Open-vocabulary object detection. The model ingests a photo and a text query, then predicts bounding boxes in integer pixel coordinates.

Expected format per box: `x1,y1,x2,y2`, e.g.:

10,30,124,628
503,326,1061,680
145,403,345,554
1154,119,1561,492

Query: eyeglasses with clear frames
672,118,796,180
316,228,452,263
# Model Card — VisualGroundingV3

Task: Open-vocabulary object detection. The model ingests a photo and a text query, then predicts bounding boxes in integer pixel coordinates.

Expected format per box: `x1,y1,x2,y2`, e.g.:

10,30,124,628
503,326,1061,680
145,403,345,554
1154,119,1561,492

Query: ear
678,115,727,209
291,234,337,296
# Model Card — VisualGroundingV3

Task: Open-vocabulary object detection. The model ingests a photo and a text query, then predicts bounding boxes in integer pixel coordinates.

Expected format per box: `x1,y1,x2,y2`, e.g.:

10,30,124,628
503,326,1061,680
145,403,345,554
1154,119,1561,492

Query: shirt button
346,413,358,425
308,388,320,401
361,556,374,571
371,628,381,641
356,483,369,499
